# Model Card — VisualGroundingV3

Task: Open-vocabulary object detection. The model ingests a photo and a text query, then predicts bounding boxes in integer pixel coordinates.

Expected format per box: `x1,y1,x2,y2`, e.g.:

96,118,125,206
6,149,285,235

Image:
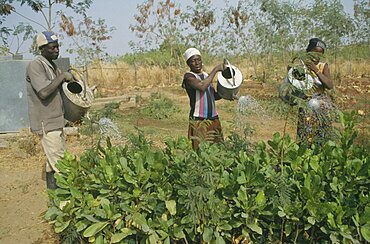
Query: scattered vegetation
1,1,368,243
140,93,180,120
17,129,40,156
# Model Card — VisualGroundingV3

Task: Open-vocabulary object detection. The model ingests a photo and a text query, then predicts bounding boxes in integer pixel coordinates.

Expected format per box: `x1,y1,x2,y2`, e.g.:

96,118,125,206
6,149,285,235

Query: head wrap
306,38,326,53
184,48,201,61
36,31,58,48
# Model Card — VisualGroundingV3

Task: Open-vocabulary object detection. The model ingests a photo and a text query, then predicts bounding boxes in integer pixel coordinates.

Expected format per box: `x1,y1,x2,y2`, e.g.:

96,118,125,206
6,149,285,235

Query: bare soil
0,134,85,244
0,77,368,243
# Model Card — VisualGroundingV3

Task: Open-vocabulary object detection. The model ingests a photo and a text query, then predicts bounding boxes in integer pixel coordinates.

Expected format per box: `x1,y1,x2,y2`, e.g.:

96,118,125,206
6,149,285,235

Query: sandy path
0,144,58,244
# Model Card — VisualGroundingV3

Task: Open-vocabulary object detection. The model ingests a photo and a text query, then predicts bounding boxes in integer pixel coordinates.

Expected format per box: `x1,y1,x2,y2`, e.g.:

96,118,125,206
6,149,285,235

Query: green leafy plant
46,112,369,243
140,93,180,120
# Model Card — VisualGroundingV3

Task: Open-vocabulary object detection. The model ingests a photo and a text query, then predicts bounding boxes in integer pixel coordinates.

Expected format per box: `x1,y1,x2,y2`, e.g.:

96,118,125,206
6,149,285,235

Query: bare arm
306,62,333,89
38,72,73,99
186,64,224,92
27,60,73,100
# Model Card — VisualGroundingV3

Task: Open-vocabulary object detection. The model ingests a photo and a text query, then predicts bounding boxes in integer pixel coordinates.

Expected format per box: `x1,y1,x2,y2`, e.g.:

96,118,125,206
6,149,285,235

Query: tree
304,0,355,80
0,0,44,55
60,13,115,67
0,0,114,65
352,0,370,44
308,0,354,48
220,0,252,56
183,0,218,54
251,0,314,54
129,0,224,58
0,22,36,55
129,0,185,55
243,0,304,82
0,0,79,37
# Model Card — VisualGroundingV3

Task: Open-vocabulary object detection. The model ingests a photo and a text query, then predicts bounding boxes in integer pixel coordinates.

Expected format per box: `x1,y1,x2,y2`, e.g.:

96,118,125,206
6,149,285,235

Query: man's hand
62,72,73,82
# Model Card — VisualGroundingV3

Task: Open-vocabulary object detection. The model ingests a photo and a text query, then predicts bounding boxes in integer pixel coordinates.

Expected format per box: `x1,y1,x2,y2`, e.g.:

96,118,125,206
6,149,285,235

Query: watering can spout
232,94,240,100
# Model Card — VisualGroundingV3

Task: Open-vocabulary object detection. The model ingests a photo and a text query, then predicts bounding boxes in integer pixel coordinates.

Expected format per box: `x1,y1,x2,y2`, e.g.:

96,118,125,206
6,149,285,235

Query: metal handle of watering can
223,59,236,87
68,68,87,99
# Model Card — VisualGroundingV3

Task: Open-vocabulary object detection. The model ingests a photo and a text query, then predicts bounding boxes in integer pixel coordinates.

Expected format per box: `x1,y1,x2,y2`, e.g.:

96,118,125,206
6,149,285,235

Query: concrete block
63,127,79,136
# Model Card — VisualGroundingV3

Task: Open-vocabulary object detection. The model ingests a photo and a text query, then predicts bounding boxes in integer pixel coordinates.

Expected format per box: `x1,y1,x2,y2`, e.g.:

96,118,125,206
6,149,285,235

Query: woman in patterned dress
296,38,337,147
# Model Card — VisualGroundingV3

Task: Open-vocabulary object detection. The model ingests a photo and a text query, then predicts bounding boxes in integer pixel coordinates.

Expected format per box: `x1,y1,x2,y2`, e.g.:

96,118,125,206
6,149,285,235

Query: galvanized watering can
61,68,94,122
216,59,243,100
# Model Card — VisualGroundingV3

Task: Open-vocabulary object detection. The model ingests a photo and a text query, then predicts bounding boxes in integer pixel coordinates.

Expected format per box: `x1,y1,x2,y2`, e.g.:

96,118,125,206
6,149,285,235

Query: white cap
36,31,58,48
184,48,201,61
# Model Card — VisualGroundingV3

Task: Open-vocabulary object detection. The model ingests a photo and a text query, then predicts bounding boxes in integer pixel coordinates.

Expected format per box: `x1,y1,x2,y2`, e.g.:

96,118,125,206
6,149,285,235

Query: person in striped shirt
182,48,225,150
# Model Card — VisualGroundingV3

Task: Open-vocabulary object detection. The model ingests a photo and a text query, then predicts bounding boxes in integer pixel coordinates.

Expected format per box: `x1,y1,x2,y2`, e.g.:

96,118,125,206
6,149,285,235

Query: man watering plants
26,31,73,189
182,47,225,150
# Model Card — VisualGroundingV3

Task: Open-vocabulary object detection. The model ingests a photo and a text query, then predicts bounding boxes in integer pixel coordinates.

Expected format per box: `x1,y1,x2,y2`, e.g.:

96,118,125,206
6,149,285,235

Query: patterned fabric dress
183,72,223,150
296,62,337,147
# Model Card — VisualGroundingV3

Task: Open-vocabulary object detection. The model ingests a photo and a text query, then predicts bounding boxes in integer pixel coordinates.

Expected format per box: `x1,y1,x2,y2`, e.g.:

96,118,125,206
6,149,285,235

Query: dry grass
86,62,185,96
16,128,42,156
332,59,370,78
84,58,369,97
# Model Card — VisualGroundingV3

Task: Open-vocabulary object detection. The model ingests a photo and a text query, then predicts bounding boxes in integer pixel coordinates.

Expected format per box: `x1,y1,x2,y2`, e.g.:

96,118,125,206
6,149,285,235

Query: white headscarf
184,48,201,61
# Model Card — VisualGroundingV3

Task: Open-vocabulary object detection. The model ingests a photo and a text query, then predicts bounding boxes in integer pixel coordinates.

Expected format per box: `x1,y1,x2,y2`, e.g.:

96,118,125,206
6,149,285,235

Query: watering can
216,59,243,100
61,68,94,122
286,58,314,91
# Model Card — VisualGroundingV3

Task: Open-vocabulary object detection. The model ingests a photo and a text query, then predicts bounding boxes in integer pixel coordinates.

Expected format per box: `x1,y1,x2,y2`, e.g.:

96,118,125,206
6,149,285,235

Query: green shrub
46,112,370,243
140,93,180,120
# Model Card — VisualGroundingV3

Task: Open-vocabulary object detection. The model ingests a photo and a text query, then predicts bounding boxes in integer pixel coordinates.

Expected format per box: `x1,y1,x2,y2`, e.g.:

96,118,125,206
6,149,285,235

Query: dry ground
0,77,368,244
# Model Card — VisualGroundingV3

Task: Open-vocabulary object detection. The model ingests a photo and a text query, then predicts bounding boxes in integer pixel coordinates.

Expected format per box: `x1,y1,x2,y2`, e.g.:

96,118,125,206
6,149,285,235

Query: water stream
236,95,270,119
98,117,122,140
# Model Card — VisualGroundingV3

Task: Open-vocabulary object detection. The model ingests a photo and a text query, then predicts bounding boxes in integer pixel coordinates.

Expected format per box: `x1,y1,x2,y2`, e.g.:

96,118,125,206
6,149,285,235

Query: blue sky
85,0,355,57
3,0,354,60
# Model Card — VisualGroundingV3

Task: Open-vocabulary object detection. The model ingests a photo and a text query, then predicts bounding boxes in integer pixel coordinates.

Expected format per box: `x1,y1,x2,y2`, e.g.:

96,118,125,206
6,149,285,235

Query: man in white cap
26,31,73,189
182,47,225,150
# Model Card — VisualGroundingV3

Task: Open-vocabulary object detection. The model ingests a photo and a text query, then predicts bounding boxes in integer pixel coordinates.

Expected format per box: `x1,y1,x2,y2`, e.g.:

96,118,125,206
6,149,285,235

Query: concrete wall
0,60,30,132
0,57,70,133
